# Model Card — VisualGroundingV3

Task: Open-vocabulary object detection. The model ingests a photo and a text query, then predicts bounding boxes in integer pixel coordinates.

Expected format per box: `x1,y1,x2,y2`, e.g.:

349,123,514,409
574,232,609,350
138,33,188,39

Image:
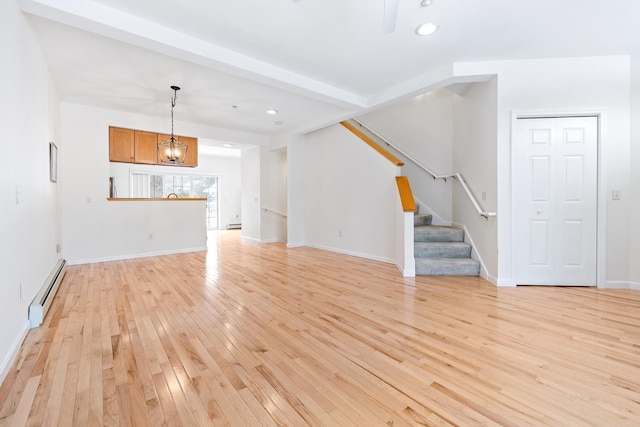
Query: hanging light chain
170,86,179,141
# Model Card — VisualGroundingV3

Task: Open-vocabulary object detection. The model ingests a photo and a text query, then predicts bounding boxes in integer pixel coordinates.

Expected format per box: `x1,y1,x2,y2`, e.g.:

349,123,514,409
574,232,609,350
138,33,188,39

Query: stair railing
352,118,496,220
263,207,287,218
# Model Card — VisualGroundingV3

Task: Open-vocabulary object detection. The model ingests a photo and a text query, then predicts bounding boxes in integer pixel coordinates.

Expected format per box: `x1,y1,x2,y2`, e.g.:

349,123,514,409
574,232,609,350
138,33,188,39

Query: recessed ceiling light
266,109,278,115
231,105,238,109
223,143,233,147
274,121,283,126
416,22,438,36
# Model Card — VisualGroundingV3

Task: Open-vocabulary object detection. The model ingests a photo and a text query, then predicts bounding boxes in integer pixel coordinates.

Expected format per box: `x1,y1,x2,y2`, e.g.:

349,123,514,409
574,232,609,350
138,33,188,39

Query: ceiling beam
19,0,368,110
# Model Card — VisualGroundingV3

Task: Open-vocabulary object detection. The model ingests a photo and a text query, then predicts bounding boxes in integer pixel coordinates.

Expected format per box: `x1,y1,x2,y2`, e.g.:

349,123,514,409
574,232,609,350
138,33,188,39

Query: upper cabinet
109,126,198,167
134,130,160,164
109,127,135,163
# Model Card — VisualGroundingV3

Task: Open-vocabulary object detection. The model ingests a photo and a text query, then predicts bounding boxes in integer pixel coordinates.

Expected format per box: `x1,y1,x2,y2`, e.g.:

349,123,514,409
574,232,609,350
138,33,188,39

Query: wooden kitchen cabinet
180,136,198,167
134,130,159,164
109,126,198,167
109,127,135,163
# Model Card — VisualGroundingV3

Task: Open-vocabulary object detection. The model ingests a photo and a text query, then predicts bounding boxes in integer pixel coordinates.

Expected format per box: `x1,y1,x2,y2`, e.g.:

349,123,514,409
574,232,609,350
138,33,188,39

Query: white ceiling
20,0,640,142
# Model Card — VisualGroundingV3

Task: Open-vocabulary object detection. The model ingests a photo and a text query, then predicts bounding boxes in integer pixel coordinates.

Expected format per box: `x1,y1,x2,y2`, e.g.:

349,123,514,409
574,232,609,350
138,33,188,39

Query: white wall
60,103,258,263
456,56,631,287
302,124,400,263
240,145,288,243
0,1,60,382
241,146,261,242
452,79,498,282
357,89,454,224
630,56,640,290
287,135,306,247
260,148,287,243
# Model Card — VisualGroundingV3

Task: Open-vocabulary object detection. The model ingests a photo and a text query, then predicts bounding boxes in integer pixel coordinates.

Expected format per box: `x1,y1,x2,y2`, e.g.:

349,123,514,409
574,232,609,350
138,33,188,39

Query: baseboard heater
29,259,66,328
227,223,241,229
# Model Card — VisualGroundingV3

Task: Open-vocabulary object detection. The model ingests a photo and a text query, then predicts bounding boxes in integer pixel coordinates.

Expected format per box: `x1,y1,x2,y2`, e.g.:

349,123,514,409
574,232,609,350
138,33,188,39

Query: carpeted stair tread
413,222,479,276
415,257,480,276
414,241,471,258
414,225,464,242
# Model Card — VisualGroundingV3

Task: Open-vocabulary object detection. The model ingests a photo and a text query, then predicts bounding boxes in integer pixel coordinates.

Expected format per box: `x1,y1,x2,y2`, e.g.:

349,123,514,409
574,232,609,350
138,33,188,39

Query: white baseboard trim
241,236,261,244
601,281,640,290
0,321,29,387
241,237,283,244
67,246,208,265
480,269,498,285
395,261,416,277
497,278,517,287
305,243,395,265
286,242,305,248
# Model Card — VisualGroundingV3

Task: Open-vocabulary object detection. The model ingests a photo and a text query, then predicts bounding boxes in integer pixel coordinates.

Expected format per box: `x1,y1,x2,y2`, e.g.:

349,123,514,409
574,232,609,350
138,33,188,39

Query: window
131,171,219,229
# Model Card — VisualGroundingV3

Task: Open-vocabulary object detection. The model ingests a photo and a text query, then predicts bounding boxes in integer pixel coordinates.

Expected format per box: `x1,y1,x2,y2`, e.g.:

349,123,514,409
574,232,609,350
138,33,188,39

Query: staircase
414,213,480,276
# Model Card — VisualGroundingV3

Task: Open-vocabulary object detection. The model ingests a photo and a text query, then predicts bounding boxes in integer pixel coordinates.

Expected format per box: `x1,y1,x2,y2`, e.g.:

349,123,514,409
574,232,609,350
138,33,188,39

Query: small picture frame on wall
49,142,57,183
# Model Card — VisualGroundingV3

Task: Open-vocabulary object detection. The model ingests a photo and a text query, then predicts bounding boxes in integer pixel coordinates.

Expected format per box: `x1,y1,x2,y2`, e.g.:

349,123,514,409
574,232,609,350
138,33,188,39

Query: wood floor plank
2,230,640,425
7,375,39,427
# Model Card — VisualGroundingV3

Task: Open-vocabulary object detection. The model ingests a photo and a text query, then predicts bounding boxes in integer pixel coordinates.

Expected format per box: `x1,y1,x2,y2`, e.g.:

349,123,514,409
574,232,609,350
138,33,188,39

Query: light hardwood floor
1,230,640,426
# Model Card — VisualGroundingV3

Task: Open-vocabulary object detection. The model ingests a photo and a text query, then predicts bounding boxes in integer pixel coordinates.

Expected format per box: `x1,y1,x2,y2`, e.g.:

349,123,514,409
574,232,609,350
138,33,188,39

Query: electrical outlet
338,230,342,237
15,186,20,205
56,243,61,253
482,191,487,201
612,190,621,200
148,233,154,240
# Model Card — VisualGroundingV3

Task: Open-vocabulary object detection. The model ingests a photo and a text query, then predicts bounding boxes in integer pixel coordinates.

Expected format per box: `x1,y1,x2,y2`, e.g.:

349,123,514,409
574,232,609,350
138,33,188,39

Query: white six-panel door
514,117,598,286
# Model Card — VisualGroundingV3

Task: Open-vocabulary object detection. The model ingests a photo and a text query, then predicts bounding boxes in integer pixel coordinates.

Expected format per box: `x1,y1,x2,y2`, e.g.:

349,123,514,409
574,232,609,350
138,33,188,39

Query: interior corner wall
260,148,287,243
286,135,306,247
0,3,61,382
630,55,640,289
240,145,287,244
452,79,498,281
357,89,454,224
456,55,631,287
241,146,261,242
302,124,399,263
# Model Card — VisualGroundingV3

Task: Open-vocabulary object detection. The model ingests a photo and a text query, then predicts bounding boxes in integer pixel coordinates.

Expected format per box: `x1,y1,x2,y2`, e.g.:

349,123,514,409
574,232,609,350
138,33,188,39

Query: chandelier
158,85,188,165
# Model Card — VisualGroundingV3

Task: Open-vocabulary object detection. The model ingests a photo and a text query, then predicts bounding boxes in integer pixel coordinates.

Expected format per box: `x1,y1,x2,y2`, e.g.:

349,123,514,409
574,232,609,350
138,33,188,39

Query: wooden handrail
340,121,404,166
395,176,417,213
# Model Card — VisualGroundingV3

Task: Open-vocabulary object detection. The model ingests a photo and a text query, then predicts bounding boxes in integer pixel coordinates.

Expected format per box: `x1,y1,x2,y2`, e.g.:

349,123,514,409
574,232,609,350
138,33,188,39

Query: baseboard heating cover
29,259,66,328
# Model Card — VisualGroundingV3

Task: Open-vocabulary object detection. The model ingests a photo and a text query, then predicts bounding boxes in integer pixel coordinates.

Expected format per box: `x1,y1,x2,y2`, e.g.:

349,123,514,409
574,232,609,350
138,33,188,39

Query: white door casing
514,117,598,286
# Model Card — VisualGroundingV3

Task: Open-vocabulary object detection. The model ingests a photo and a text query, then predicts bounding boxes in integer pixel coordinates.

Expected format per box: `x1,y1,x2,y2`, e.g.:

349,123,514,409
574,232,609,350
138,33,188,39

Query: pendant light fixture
158,85,188,165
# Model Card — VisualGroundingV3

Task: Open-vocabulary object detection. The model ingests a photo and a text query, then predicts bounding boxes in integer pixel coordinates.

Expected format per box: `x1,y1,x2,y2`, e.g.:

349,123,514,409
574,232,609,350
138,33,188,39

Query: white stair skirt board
29,259,66,328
